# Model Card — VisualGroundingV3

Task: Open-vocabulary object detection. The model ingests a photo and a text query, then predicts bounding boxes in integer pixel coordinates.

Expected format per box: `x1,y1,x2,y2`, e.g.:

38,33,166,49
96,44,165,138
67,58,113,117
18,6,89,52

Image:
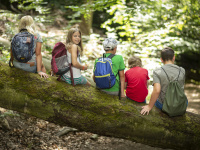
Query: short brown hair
161,47,174,61
128,56,142,68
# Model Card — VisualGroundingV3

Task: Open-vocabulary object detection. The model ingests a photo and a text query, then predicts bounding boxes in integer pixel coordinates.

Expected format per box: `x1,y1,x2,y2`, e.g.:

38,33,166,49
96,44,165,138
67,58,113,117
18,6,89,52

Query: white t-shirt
63,50,81,78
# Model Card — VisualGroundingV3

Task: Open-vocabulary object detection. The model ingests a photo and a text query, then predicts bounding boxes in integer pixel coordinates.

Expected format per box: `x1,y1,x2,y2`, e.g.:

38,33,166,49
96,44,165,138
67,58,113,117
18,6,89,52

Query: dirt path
185,83,200,114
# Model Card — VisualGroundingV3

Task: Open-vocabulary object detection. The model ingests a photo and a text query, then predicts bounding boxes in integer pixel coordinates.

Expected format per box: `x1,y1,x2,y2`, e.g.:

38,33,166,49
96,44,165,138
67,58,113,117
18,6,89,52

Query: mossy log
0,61,200,150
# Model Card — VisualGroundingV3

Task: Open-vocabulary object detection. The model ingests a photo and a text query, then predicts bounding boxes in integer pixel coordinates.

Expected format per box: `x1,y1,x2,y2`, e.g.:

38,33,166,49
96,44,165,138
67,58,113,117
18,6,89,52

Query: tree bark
0,61,200,150
79,0,93,35
0,37,10,48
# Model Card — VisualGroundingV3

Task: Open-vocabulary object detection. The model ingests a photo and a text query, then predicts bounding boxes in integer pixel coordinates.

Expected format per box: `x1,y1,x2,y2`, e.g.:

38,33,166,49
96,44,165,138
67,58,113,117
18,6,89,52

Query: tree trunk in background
0,61,200,150
79,0,93,35
0,1,11,10
0,1,21,13
0,37,10,48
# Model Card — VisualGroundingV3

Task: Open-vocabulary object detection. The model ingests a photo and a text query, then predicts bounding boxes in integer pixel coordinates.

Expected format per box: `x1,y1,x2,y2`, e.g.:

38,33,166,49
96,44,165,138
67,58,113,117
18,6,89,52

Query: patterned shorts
61,75,87,85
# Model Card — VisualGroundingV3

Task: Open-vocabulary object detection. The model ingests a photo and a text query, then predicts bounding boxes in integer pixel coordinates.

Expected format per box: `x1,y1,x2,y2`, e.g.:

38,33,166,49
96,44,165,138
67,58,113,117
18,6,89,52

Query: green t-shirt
93,53,125,92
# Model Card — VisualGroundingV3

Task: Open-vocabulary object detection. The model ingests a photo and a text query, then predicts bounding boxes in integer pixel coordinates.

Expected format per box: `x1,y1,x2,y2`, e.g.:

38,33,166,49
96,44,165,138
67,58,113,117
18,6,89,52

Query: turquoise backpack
161,67,188,117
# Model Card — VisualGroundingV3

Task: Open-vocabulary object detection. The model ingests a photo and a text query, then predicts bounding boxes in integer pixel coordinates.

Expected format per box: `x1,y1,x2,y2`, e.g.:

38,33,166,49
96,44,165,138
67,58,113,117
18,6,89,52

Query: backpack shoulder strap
108,54,118,79
9,48,14,68
161,67,170,82
20,29,28,32
102,53,115,59
176,67,181,81
77,48,79,57
162,67,182,82
107,54,115,59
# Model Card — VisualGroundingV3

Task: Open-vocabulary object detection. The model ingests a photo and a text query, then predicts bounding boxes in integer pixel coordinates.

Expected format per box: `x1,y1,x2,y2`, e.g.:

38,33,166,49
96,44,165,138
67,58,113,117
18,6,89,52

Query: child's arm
71,44,87,70
124,82,127,89
35,42,48,78
92,74,95,82
119,70,125,98
140,83,161,115
124,72,127,89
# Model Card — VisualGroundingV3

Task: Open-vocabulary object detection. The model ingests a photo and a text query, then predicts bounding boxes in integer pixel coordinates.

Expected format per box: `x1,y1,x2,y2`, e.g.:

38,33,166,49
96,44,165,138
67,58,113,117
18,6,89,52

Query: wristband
37,71,42,73
82,66,85,70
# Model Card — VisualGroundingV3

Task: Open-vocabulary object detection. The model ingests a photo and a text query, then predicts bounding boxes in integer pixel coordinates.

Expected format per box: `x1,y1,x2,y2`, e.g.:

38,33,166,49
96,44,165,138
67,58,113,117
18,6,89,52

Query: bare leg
86,80,91,86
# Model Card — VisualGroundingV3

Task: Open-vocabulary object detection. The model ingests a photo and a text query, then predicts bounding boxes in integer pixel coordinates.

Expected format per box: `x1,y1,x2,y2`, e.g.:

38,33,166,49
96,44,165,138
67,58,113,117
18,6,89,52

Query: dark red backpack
51,42,74,85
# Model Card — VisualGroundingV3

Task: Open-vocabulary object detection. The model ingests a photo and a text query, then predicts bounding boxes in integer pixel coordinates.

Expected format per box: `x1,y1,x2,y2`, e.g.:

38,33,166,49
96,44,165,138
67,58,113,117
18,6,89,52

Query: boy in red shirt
125,56,150,103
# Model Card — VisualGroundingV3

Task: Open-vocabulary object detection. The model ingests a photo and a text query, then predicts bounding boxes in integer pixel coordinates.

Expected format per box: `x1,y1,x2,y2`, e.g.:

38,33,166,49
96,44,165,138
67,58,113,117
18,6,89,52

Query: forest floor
0,83,199,150
184,83,200,114
0,108,167,150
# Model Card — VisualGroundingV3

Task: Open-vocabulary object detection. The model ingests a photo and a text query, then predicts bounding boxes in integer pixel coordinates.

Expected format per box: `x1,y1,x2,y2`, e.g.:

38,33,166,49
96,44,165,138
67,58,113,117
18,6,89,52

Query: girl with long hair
10,15,48,78
61,27,90,86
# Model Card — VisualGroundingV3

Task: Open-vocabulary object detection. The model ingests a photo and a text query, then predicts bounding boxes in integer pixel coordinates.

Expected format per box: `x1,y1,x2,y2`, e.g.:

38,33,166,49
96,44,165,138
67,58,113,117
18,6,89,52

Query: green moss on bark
0,61,200,149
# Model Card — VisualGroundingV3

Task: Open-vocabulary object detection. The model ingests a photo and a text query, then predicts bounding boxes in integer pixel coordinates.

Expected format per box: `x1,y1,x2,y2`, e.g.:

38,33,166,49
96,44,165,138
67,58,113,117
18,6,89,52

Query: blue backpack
94,54,116,89
11,30,35,63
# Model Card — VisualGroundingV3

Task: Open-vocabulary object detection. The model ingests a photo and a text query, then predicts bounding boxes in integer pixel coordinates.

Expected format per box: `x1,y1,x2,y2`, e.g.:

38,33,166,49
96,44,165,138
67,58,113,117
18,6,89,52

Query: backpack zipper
95,74,110,78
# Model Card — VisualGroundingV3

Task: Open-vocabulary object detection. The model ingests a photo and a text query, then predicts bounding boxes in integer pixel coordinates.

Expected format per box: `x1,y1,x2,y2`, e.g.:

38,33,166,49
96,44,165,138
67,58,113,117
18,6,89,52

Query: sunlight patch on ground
187,108,199,115
192,93,199,97
184,83,200,114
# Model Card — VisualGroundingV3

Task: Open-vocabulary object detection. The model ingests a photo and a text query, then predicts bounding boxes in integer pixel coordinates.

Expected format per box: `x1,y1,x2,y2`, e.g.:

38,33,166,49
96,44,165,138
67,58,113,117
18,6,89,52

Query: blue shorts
61,74,87,85
155,100,163,110
155,99,188,110
13,60,37,73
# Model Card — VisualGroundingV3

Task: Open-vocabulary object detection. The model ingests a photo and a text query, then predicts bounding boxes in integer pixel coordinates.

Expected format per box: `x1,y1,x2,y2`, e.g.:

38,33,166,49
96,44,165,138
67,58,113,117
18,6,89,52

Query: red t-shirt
125,67,150,102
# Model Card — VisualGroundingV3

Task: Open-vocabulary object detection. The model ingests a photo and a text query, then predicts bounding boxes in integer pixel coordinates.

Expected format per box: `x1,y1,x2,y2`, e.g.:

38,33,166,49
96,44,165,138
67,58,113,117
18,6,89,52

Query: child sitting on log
61,27,91,86
140,47,187,116
125,56,150,103
10,15,48,78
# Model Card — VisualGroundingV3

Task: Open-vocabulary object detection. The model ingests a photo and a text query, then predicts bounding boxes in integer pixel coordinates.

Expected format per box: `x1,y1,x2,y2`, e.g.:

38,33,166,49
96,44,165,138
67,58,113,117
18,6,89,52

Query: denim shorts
155,100,163,110
13,60,37,73
61,74,87,85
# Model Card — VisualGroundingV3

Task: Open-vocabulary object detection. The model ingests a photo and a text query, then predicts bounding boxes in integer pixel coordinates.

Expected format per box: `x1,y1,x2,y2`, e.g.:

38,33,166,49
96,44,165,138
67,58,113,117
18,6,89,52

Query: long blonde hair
128,56,142,68
18,15,36,35
66,27,83,55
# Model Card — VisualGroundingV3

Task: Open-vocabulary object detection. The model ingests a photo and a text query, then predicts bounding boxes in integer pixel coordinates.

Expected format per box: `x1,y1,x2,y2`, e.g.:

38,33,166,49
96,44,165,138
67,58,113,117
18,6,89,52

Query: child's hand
140,105,151,115
38,71,49,79
82,64,88,70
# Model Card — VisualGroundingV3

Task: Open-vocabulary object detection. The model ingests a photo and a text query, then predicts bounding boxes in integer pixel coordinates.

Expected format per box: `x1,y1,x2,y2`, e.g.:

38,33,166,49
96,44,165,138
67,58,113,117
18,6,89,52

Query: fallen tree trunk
0,61,200,150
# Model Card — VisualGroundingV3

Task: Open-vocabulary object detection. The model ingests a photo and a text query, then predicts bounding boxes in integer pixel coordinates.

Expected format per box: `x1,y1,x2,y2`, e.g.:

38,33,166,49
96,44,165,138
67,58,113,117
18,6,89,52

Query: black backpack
11,29,35,63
